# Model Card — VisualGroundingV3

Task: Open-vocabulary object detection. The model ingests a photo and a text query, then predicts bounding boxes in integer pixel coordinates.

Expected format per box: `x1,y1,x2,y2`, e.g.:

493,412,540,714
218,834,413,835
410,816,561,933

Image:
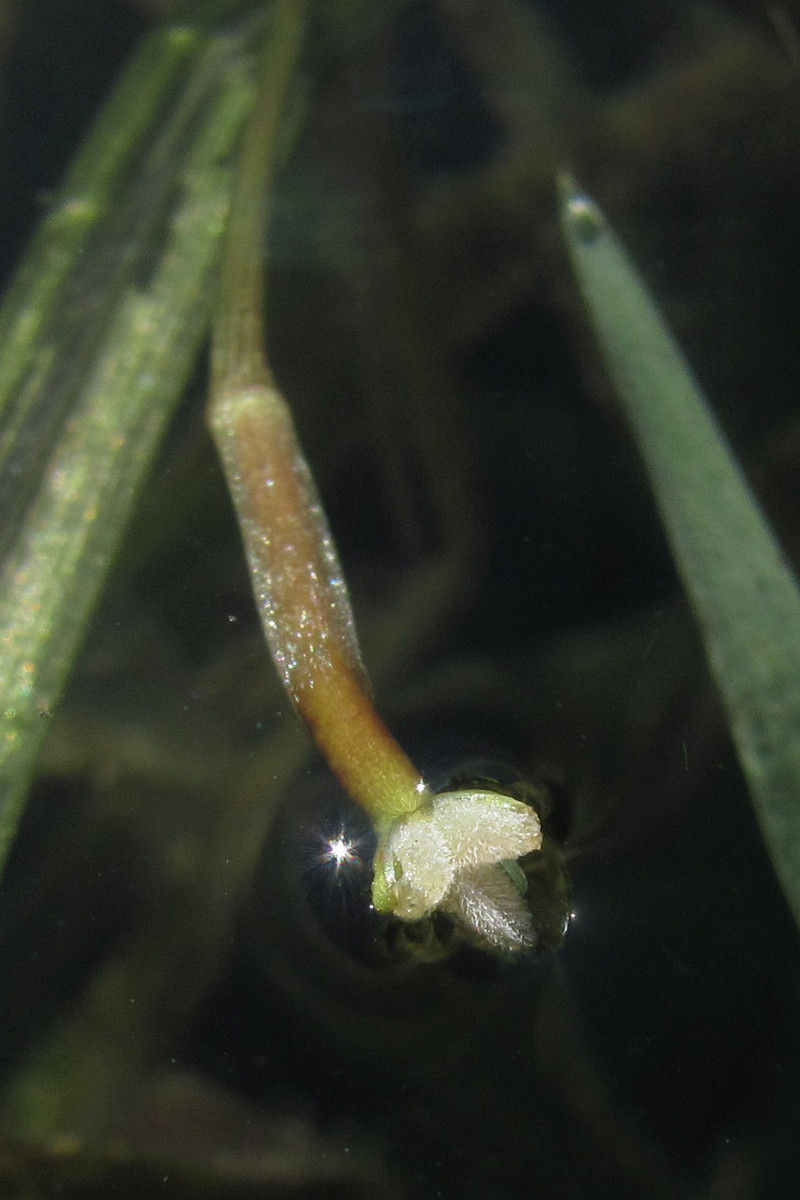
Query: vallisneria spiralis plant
0,16,261,880
558,173,800,934
207,0,542,954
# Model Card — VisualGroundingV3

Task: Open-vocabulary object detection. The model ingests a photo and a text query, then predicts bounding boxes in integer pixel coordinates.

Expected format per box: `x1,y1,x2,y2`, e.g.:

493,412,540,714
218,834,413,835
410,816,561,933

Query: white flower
372,789,542,953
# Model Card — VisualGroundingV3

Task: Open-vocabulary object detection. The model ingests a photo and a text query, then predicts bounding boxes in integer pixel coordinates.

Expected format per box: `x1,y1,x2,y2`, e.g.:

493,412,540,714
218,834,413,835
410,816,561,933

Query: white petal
431,790,542,867
384,807,453,920
442,863,536,954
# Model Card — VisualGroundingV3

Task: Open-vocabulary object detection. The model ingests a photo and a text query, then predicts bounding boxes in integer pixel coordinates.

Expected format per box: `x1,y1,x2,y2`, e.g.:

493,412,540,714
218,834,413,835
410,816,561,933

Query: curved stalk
207,0,541,951
208,0,424,824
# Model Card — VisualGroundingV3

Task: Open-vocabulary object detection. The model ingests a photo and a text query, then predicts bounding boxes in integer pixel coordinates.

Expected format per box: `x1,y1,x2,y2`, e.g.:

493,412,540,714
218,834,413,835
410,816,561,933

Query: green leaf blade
559,173,800,928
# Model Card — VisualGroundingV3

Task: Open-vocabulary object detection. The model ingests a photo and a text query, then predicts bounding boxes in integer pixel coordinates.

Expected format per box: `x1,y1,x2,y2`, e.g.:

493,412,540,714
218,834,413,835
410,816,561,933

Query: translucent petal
431,790,542,867
384,807,453,920
442,864,536,954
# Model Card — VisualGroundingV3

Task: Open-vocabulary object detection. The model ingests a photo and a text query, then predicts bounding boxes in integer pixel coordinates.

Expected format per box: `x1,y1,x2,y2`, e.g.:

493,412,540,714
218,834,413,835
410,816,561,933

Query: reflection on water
1,1,800,1197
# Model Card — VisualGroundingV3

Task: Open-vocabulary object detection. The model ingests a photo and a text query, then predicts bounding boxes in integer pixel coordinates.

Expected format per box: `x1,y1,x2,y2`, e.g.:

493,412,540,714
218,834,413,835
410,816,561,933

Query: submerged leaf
559,173,800,931
0,19,259,878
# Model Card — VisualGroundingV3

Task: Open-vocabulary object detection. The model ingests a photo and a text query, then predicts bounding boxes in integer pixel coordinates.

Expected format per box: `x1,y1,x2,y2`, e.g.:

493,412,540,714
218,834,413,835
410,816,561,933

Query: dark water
1,2,800,1197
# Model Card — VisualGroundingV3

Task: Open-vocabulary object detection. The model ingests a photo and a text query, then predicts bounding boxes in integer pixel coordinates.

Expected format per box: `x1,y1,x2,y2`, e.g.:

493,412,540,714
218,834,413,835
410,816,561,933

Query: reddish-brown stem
208,1,425,823
209,385,424,822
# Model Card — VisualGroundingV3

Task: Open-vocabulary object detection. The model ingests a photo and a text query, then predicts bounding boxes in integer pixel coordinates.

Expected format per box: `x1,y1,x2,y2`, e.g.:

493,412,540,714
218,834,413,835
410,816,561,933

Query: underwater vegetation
1,1,800,1197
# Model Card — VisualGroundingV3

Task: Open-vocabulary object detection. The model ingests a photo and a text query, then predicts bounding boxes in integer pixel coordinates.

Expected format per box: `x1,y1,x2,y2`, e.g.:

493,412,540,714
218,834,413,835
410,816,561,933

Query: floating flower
372,789,542,952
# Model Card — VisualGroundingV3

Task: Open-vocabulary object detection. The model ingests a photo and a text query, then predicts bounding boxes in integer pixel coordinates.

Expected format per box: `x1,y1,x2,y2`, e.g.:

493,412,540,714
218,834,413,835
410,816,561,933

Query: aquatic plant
559,174,800,930
0,3,798,1196
207,0,542,954
0,14,259,875
2,0,798,955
